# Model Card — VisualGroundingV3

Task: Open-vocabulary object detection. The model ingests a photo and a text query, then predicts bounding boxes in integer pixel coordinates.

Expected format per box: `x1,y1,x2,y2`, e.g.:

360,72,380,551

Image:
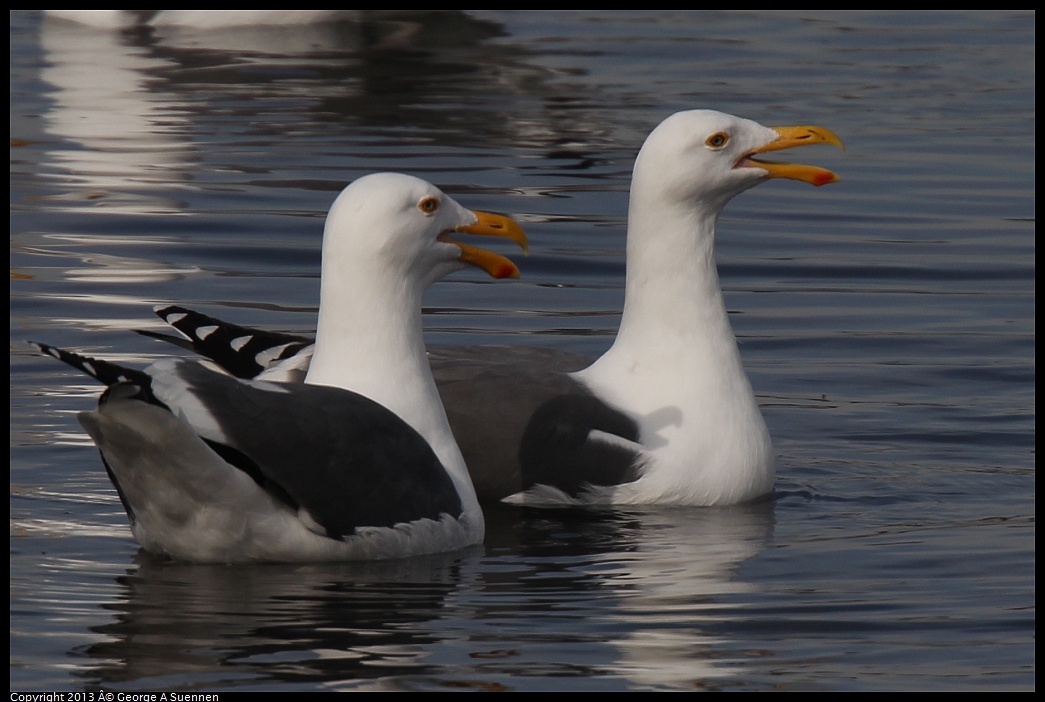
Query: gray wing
430,346,643,502
160,361,463,538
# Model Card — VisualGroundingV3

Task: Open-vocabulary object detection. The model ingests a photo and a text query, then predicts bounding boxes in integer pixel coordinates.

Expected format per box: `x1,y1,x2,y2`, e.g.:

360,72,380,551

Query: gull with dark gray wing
36,172,527,562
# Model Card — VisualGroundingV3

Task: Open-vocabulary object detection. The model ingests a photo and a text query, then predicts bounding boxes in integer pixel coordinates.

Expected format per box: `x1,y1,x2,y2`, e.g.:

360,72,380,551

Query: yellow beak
452,210,529,279
742,125,845,186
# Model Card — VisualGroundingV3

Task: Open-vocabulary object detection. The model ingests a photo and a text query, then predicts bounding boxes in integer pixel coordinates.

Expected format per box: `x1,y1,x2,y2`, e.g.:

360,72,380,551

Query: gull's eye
418,196,440,214
705,132,730,149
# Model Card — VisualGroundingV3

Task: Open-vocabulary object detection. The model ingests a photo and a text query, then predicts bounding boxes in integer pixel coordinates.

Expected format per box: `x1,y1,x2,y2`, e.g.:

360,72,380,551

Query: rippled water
10,10,1034,691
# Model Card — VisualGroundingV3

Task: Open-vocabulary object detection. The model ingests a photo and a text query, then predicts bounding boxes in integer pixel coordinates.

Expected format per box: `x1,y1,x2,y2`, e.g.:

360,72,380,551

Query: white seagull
139,110,843,507
36,172,527,562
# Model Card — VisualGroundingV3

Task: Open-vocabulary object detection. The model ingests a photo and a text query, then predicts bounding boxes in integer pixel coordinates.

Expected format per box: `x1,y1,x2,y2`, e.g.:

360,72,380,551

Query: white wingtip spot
256,342,307,366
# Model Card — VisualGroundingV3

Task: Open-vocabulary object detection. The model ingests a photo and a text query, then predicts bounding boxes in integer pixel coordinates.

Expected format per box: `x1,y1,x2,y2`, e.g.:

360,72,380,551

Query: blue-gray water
10,10,1034,691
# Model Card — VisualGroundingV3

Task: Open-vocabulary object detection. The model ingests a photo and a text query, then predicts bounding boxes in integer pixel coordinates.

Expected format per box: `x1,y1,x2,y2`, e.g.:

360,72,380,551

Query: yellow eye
418,196,440,214
705,132,730,149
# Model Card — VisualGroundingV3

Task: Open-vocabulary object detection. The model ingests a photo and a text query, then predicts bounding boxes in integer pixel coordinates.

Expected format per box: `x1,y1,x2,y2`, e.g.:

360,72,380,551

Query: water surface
10,10,1034,691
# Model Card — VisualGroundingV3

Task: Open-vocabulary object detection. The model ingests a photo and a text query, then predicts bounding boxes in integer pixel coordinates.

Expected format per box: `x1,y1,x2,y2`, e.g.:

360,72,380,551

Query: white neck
304,255,482,526
594,188,746,378
576,180,774,504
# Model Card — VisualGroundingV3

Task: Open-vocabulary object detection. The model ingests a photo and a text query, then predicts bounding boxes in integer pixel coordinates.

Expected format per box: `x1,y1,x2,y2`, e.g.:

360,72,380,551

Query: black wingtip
31,340,151,388
147,304,313,379
31,341,102,380
153,304,191,323
32,339,168,408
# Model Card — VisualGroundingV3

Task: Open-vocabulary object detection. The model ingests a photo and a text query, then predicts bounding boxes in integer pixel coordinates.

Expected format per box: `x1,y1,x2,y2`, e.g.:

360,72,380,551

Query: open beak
738,125,845,186
449,210,529,279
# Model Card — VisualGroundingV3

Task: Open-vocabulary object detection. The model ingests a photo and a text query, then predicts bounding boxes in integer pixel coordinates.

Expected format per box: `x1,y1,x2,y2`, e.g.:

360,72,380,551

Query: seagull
35,172,528,562
139,110,843,507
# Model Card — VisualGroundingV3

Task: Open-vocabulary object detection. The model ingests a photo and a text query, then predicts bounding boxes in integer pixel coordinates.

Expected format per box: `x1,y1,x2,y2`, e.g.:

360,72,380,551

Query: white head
322,172,527,292
307,172,526,394
632,109,843,215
